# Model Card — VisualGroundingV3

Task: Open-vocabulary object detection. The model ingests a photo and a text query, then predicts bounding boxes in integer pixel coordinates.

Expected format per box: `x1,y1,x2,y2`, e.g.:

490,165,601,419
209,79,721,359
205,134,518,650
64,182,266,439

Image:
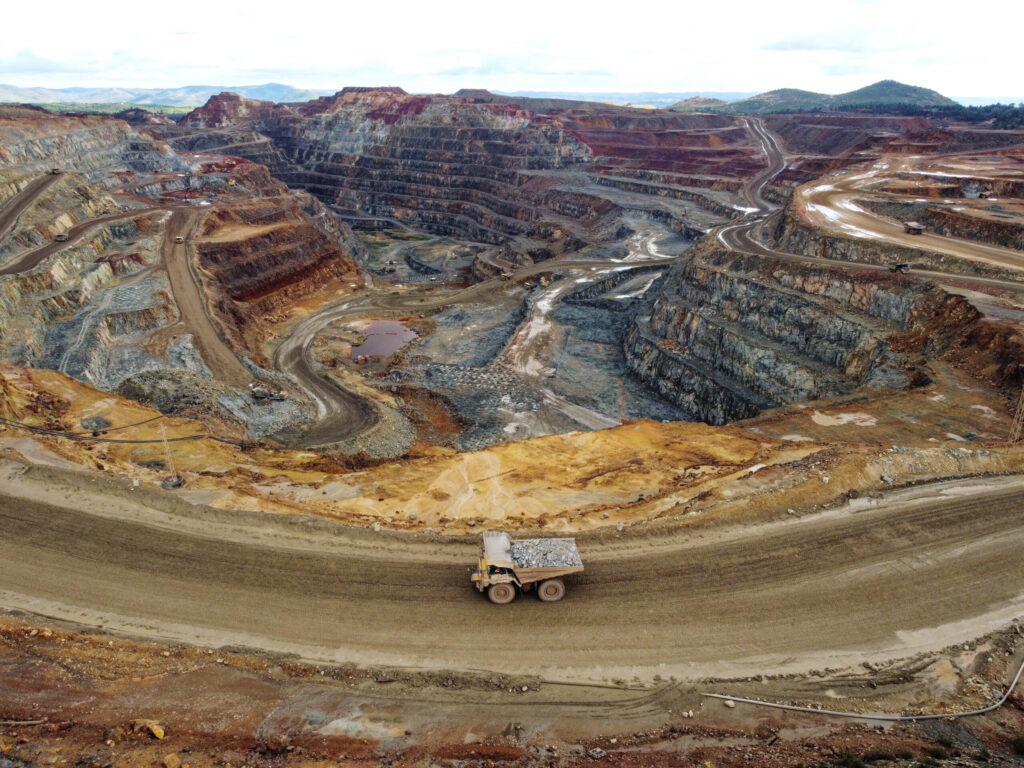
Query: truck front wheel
488,583,516,604
537,578,565,602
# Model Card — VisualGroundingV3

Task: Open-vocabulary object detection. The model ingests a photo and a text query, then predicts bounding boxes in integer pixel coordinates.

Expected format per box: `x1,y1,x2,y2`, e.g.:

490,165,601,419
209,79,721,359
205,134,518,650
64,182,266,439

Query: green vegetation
830,101,1024,128
668,96,730,112
861,751,896,762
709,80,965,116
833,80,956,108
35,102,191,117
720,87,831,114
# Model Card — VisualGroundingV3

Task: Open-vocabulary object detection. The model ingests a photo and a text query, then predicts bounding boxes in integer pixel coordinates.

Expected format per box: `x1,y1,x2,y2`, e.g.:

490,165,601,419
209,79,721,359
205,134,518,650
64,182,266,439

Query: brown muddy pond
351,320,418,357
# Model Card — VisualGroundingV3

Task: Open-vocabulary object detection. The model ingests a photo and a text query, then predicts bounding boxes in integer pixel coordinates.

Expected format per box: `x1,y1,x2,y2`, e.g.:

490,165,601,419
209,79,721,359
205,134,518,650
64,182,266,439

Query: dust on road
1,459,1023,685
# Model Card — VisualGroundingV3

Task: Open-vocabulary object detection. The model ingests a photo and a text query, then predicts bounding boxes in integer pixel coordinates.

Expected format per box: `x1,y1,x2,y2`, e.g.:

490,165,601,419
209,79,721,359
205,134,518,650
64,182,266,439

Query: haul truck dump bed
471,531,584,604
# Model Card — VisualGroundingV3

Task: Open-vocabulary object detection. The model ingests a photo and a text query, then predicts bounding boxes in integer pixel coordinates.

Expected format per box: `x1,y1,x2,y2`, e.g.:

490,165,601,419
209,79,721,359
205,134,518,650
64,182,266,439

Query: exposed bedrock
861,199,1024,253
0,171,120,257
176,90,768,254
773,203,1024,283
624,248,978,424
0,215,213,404
194,193,361,363
764,114,931,157
0,105,181,182
261,106,592,247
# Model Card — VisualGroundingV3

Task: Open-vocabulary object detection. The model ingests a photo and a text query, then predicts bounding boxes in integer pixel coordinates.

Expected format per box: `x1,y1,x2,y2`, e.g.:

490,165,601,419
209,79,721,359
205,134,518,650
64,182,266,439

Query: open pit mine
2,89,1024,766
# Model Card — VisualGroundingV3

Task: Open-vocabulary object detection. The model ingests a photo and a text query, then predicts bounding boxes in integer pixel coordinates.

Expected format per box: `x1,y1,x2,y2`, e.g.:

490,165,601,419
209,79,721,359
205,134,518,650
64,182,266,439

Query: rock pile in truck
509,537,584,568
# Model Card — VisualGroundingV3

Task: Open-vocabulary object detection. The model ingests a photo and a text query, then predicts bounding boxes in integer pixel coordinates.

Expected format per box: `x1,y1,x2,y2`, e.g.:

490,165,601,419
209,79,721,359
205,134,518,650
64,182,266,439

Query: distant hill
33,102,191,118
832,80,957,108
491,90,755,108
720,88,830,114
0,83,331,108
719,80,958,114
668,96,730,112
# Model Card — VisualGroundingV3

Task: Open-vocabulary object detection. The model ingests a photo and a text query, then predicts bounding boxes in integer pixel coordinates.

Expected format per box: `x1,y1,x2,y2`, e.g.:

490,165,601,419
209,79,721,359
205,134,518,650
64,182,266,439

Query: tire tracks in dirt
1,464,1022,683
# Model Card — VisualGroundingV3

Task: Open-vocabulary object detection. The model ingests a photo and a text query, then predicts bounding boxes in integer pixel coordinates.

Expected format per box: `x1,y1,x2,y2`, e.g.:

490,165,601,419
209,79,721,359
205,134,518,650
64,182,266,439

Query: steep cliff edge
171,90,769,256
0,105,180,181
625,248,978,424
194,193,361,363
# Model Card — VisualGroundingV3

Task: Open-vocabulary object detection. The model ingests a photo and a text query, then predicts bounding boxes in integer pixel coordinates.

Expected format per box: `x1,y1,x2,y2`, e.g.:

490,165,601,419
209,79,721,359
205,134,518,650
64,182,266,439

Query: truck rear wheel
488,583,516,604
537,578,565,602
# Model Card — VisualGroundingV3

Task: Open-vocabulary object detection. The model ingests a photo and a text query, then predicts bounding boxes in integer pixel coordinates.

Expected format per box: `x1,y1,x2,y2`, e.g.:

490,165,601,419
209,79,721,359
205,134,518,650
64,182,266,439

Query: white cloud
0,0,1020,99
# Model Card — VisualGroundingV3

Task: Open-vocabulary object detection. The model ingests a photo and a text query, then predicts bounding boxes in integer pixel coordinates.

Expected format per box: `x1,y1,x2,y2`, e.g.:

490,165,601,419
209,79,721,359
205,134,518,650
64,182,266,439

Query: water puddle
351,320,417,357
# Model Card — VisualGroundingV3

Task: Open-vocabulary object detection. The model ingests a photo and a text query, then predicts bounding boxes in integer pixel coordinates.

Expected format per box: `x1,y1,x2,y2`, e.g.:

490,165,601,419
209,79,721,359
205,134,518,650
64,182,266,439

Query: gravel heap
510,538,582,569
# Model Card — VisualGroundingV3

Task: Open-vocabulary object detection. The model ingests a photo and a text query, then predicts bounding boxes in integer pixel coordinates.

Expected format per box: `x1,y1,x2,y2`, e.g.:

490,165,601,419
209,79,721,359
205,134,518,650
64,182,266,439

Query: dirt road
272,241,675,447
741,117,787,213
0,173,61,244
162,210,251,387
1,462,1022,682
719,121,1024,294
272,296,382,446
0,205,163,277
800,161,1024,272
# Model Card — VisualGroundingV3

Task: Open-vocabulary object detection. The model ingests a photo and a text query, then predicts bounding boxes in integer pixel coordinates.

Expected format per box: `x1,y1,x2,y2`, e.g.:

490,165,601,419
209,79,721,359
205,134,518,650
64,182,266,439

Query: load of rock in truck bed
509,538,583,569
474,532,584,603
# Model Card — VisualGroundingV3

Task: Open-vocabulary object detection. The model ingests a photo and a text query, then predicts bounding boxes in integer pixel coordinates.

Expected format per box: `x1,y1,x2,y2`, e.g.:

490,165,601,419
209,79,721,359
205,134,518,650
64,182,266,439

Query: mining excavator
471,531,584,604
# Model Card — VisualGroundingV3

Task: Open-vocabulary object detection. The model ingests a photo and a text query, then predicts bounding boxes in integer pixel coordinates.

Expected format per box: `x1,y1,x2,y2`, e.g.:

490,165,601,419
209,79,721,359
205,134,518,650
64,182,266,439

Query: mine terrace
0,84,1024,766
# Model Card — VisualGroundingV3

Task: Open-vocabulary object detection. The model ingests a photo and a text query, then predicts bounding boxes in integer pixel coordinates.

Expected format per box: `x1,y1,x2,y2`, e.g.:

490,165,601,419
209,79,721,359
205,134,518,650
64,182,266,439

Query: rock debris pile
510,538,582,568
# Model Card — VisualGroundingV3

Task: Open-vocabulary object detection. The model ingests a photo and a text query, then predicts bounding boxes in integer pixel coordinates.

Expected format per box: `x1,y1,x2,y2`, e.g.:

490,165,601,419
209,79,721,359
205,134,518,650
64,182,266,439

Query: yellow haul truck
471,531,584,604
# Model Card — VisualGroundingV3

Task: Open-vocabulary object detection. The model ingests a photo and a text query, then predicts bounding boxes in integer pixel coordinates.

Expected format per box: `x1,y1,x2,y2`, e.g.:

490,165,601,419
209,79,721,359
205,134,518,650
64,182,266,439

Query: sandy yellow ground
2,363,1023,534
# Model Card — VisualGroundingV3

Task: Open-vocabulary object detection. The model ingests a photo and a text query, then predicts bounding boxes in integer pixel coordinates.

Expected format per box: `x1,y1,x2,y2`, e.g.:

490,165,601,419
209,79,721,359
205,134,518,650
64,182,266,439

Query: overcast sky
2,0,1020,99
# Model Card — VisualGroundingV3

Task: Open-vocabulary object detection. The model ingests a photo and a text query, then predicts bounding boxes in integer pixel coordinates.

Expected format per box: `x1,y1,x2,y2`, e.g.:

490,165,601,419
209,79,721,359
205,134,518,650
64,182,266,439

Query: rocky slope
195,191,362,362
168,89,770,257
0,106,361,439
0,209,175,385
0,104,181,182
625,247,978,423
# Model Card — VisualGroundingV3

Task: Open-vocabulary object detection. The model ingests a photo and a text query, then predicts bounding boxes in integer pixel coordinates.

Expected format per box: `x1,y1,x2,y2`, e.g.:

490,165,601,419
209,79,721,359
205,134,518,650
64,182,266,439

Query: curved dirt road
273,247,675,447
1,465,1022,682
719,120,1024,292
0,205,163,277
799,161,1024,272
0,173,61,244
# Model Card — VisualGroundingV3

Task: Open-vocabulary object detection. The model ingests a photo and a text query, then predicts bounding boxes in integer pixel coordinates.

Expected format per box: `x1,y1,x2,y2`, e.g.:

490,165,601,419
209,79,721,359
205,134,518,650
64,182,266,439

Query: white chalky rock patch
810,411,878,427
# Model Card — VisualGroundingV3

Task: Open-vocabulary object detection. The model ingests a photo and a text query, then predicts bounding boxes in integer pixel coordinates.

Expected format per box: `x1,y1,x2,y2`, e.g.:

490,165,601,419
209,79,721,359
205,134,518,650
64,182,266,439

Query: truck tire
537,578,565,602
488,583,516,604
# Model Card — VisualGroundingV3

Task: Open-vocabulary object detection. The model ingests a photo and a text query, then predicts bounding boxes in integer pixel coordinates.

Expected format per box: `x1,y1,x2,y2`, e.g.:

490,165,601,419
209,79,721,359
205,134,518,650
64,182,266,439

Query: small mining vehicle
471,531,584,604
248,381,288,401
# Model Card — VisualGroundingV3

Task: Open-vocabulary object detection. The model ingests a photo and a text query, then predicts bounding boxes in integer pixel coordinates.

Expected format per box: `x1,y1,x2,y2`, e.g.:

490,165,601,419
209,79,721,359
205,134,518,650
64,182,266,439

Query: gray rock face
259,106,591,245
510,538,583,569
624,249,975,424
0,111,181,182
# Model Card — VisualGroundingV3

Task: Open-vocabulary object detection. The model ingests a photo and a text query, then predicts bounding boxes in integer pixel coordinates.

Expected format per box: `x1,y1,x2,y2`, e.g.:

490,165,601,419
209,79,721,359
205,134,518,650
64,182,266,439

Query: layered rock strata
0,105,181,182
194,193,362,363
625,249,978,424
170,89,772,256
